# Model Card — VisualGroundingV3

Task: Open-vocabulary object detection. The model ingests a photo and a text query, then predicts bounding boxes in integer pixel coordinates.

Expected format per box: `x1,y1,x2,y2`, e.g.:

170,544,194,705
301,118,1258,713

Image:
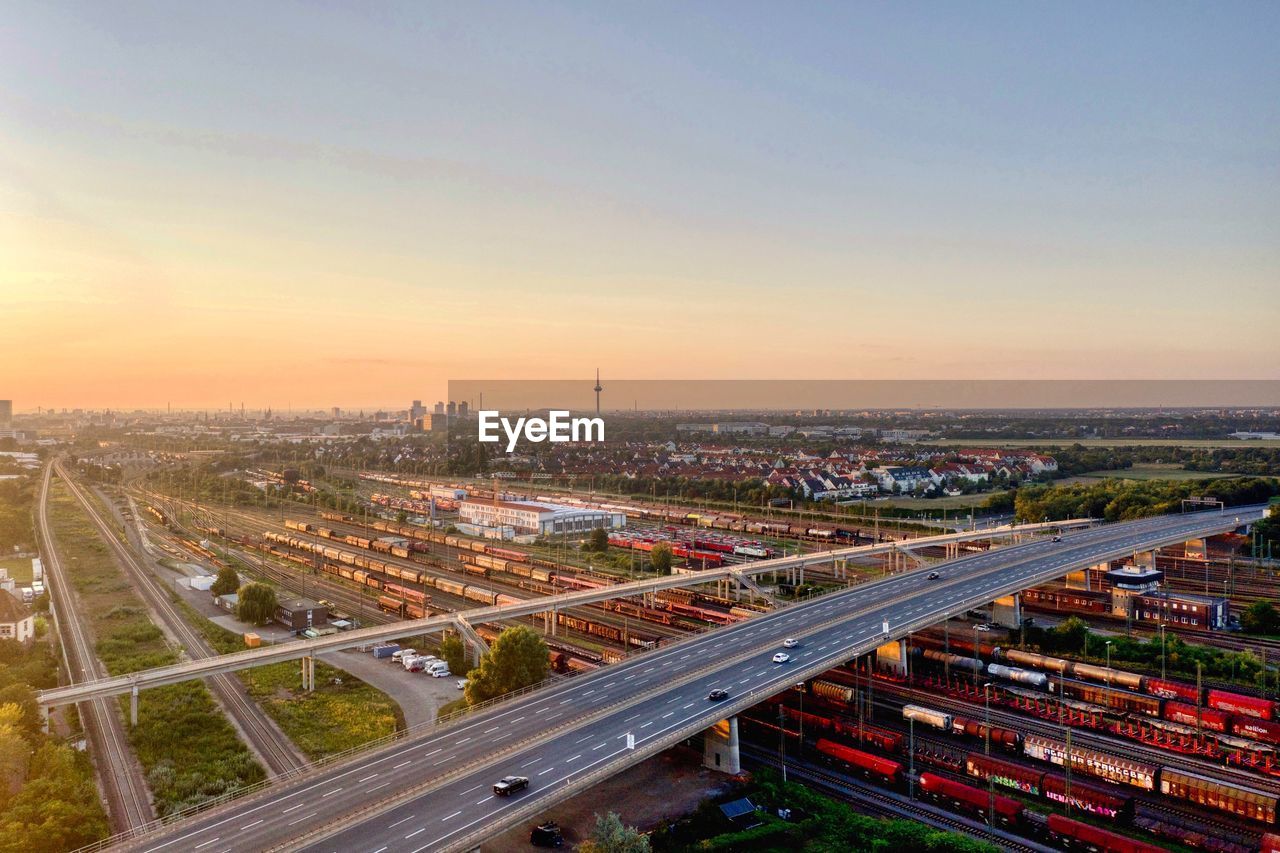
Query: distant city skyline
3,2,1277,409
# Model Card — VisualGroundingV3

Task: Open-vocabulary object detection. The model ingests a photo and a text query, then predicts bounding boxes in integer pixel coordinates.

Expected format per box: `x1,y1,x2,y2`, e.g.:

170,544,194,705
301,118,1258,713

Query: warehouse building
459,499,624,536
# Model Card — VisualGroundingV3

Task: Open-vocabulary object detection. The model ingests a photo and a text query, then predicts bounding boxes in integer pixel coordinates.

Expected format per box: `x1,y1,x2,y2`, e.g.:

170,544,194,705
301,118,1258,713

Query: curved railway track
59,469,307,778
37,464,155,831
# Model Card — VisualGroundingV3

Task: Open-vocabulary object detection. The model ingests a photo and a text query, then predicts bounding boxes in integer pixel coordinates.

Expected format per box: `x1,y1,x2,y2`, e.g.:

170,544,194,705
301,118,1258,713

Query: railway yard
20,458,1280,852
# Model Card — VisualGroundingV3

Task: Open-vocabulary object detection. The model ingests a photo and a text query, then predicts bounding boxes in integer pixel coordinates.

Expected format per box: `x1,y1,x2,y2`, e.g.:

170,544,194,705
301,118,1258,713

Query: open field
1078,464,1237,482
0,556,34,583
873,491,1006,511
918,437,1280,449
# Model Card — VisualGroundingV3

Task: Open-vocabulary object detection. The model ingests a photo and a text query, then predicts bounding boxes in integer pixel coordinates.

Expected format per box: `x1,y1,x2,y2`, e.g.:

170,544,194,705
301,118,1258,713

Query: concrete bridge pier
991,593,1022,629
130,684,139,726
703,716,741,774
875,638,909,677
39,704,50,734
301,655,315,691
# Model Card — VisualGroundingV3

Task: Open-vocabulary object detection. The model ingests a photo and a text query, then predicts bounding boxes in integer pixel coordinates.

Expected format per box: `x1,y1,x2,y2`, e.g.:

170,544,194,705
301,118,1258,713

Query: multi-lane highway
116,505,1258,853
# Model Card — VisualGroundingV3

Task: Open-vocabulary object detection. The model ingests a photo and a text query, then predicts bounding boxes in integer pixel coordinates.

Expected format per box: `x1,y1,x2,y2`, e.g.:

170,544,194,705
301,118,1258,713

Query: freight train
913,642,1277,722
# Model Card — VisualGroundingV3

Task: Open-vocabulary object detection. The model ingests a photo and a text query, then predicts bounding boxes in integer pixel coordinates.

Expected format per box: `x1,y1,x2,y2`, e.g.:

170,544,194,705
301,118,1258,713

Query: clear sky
2,2,1277,410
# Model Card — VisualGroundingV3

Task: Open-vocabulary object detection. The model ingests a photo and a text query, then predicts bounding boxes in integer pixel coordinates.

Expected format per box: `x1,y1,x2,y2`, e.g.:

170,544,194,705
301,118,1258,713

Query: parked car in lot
493,775,529,796
975,624,993,633
428,662,451,677
455,678,468,690
772,652,791,664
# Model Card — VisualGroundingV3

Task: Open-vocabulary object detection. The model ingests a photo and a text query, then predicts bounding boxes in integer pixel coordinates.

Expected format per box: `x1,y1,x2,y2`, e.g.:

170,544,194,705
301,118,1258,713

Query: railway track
36,464,155,832
738,743,1051,852
876,680,1280,797
61,470,307,778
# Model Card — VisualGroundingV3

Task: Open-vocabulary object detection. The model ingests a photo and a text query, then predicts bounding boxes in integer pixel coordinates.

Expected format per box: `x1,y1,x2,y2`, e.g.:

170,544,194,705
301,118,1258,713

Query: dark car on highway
708,688,729,701
494,775,530,796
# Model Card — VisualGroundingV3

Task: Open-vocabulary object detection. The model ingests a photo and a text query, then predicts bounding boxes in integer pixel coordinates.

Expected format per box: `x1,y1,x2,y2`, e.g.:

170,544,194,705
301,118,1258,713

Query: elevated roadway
39,518,1088,710
109,505,1260,853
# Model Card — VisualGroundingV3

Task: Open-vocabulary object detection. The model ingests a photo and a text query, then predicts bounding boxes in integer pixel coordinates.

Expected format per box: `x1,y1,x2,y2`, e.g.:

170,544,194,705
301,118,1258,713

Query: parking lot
322,647,465,730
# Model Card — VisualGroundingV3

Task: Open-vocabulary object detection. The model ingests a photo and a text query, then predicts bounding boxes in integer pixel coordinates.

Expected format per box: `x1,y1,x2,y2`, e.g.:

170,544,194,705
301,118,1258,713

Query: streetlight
1105,640,1113,707
983,681,994,826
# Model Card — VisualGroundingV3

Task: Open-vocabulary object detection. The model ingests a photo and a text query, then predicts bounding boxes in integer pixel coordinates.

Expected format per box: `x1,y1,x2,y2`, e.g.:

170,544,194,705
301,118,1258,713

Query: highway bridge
38,518,1088,711
97,505,1259,853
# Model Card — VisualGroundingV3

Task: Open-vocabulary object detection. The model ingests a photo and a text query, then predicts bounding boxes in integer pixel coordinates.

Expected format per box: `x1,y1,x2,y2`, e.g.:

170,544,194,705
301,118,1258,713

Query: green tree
464,626,549,704
577,811,650,853
211,565,240,597
0,683,39,739
1242,601,1280,635
236,582,278,626
587,527,609,552
0,741,110,852
439,634,470,677
650,543,673,575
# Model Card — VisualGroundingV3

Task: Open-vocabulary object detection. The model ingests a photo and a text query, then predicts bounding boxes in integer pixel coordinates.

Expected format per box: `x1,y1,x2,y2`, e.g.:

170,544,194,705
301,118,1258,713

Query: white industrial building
459,499,624,536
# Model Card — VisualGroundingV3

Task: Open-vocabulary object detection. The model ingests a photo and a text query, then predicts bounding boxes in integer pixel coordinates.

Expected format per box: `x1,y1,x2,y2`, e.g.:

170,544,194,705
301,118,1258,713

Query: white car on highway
782,638,799,648
772,652,791,664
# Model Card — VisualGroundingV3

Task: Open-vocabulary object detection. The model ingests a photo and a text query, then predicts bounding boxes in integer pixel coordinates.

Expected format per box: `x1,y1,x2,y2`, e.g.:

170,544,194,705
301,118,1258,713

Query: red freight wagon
1041,773,1134,821
1208,689,1274,721
1146,677,1200,704
1233,717,1280,745
1261,833,1280,853
1163,701,1230,733
919,773,1023,825
814,739,901,785
965,753,1045,795
1046,813,1165,853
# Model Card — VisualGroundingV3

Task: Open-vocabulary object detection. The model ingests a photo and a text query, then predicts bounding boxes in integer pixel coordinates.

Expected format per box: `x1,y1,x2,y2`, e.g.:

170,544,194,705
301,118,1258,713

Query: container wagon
1022,734,1156,791
1158,767,1278,823
902,704,953,731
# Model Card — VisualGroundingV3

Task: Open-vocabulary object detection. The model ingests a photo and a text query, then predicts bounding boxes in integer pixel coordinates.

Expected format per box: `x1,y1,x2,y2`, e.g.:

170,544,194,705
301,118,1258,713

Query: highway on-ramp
122,507,1258,853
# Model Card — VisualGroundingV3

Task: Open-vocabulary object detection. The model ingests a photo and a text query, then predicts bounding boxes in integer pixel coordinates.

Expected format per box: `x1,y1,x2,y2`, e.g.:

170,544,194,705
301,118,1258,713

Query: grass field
873,492,1007,511
1077,464,1236,482
918,437,1280,449
0,556,33,583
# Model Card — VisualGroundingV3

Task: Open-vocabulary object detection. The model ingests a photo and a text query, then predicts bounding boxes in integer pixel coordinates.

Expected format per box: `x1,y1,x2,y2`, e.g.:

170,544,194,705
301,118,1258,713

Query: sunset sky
3,2,1277,410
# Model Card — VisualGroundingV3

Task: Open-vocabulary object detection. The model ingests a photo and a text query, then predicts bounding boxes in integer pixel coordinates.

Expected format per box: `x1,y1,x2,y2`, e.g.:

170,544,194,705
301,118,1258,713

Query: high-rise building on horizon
0,400,10,427
434,401,445,415
458,401,469,418
447,401,457,418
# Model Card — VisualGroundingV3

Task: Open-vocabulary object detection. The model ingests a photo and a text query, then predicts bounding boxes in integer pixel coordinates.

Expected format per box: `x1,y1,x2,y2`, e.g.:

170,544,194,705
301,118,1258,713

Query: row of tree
1013,477,1280,523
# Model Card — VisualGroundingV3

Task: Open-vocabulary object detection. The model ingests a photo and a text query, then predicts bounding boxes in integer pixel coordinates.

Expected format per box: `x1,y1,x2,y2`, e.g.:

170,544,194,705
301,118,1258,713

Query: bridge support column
301,656,316,691
875,639,908,677
130,685,139,727
454,617,489,667
703,716,741,775
39,704,50,734
991,594,1022,629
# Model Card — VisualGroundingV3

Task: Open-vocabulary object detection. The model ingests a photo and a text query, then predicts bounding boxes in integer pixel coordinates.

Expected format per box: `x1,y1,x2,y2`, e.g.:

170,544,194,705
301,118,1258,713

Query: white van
428,662,451,678
391,648,416,662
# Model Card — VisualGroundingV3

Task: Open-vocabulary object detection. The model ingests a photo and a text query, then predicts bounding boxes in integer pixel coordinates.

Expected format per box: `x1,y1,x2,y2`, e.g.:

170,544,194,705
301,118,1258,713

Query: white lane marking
389,815,416,829
321,788,342,798
484,726,499,734
441,810,463,821
394,760,412,769
406,827,427,839
475,797,490,805
369,781,390,792
662,712,674,719
358,773,378,783
641,721,653,728
537,767,555,776
566,754,582,762
521,757,542,767
682,702,694,709
461,784,480,795
592,742,607,751
286,813,316,827
240,820,262,831
457,737,472,745
194,839,220,850
575,735,592,744
282,803,306,814
425,748,442,757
